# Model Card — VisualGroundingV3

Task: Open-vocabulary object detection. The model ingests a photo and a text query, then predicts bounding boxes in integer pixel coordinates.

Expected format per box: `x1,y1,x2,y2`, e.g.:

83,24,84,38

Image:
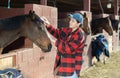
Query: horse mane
92,17,109,23
91,17,111,29
0,14,28,30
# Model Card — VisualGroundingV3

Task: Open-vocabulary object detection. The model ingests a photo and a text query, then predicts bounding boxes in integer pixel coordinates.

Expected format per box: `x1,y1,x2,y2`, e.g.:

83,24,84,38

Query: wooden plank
40,0,47,5
114,0,119,15
0,53,16,69
57,0,82,7
84,0,91,11
0,52,16,59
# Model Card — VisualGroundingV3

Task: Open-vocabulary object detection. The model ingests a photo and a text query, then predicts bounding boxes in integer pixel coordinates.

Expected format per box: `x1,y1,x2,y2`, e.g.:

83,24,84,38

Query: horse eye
35,21,41,29
36,21,41,24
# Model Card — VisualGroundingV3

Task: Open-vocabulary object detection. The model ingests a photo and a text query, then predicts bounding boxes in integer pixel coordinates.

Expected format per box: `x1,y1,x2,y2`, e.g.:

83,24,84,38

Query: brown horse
58,13,91,35
0,10,52,54
91,17,113,35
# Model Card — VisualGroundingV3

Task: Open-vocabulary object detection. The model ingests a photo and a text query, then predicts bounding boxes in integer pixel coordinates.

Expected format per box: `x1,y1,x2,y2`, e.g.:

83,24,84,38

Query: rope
53,0,57,7
98,0,104,13
8,0,10,9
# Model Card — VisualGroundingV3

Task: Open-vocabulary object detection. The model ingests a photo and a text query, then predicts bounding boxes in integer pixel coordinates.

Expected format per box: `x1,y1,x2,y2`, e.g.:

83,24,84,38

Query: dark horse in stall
110,19,120,33
58,13,91,35
91,17,113,36
0,10,52,54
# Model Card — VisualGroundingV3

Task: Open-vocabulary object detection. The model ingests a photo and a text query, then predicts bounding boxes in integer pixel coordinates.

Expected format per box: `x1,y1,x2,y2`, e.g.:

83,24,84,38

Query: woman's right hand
41,16,50,27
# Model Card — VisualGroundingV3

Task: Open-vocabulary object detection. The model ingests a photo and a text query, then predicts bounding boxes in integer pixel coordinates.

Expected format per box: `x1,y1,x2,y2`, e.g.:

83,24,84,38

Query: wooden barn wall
17,46,56,78
0,52,16,70
0,8,24,18
112,31,119,52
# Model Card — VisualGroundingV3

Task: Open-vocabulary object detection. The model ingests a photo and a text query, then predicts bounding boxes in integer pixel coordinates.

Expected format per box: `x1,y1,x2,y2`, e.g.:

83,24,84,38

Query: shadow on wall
2,37,25,54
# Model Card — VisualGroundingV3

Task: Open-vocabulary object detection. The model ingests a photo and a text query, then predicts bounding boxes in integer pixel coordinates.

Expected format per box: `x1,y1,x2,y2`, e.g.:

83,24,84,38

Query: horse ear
83,13,87,18
29,10,33,15
29,10,35,20
33,11,35,14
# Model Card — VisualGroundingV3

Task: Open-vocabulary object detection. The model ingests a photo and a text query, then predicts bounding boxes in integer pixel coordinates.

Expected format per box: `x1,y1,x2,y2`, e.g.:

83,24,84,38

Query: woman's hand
41,16,50,27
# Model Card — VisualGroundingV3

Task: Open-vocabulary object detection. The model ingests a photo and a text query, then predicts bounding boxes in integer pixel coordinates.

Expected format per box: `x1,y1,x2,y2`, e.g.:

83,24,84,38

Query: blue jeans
60,71,78,78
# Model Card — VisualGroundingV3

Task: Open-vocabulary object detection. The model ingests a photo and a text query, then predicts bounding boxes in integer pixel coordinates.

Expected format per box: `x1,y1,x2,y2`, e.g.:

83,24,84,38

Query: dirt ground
80,51,120,78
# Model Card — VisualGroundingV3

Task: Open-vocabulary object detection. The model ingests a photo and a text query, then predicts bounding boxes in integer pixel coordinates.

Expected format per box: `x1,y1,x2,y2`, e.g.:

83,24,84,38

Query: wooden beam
84,0,91,11
57,0,81,7
40,0,47,5
110,0,119,20
114,0,119,15
91,0,113,3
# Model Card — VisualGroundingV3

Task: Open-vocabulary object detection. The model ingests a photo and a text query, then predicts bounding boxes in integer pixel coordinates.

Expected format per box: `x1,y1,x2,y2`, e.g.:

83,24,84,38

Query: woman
41,13,85,78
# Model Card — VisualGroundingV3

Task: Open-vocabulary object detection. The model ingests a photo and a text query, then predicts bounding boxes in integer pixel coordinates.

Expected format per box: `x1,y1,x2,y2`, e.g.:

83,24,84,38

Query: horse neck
0,14,31,48
0,15,27,30
92,25,103,35
91,18,108,35
0,25,22,48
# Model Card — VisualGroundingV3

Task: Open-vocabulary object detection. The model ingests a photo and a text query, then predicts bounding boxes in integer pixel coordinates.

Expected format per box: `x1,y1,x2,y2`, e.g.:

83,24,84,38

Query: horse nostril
48,44,52,51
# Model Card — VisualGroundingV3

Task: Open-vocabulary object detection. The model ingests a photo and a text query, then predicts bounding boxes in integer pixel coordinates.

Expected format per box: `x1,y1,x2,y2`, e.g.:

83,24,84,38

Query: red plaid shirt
46,25,85,77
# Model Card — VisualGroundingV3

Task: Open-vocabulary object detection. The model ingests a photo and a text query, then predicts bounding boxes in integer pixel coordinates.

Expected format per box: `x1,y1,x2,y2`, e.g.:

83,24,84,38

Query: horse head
24,10,52,52
102,17,113,35
91,17,113,36
80,13,91,35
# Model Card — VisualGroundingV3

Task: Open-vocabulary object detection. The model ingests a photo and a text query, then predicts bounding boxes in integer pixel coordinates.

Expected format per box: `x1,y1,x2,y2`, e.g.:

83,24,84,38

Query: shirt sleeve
56,32,85,55
46,25,72,40
46,25,60,39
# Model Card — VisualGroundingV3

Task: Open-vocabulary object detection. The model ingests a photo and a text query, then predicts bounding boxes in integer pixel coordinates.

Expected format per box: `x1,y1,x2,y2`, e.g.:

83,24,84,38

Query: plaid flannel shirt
46,25,85,77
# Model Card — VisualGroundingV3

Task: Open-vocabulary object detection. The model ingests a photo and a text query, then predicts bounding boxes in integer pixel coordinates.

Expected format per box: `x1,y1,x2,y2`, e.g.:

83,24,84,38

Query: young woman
41,13,85,78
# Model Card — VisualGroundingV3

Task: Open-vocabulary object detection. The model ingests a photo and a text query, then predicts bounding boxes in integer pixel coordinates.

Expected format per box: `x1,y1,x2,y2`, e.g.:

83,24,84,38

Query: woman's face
69,18,80,30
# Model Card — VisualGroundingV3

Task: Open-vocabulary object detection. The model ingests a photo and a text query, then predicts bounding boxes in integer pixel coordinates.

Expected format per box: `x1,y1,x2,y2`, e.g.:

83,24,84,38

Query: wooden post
84,0,91,12
40,0,47,5
111,0,119,20
114,0,119,15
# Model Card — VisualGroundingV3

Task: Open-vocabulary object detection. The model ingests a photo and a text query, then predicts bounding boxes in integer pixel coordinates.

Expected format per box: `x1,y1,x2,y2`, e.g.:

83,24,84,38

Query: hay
81,51,120,78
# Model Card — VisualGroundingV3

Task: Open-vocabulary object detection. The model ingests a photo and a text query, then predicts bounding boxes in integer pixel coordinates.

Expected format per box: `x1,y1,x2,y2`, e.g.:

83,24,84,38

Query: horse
91,17,113,36
0,10,52,54
58,13,91,35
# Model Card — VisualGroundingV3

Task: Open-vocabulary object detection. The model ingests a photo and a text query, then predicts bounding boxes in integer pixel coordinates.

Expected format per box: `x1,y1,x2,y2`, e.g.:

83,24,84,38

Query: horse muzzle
41,43,52,52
